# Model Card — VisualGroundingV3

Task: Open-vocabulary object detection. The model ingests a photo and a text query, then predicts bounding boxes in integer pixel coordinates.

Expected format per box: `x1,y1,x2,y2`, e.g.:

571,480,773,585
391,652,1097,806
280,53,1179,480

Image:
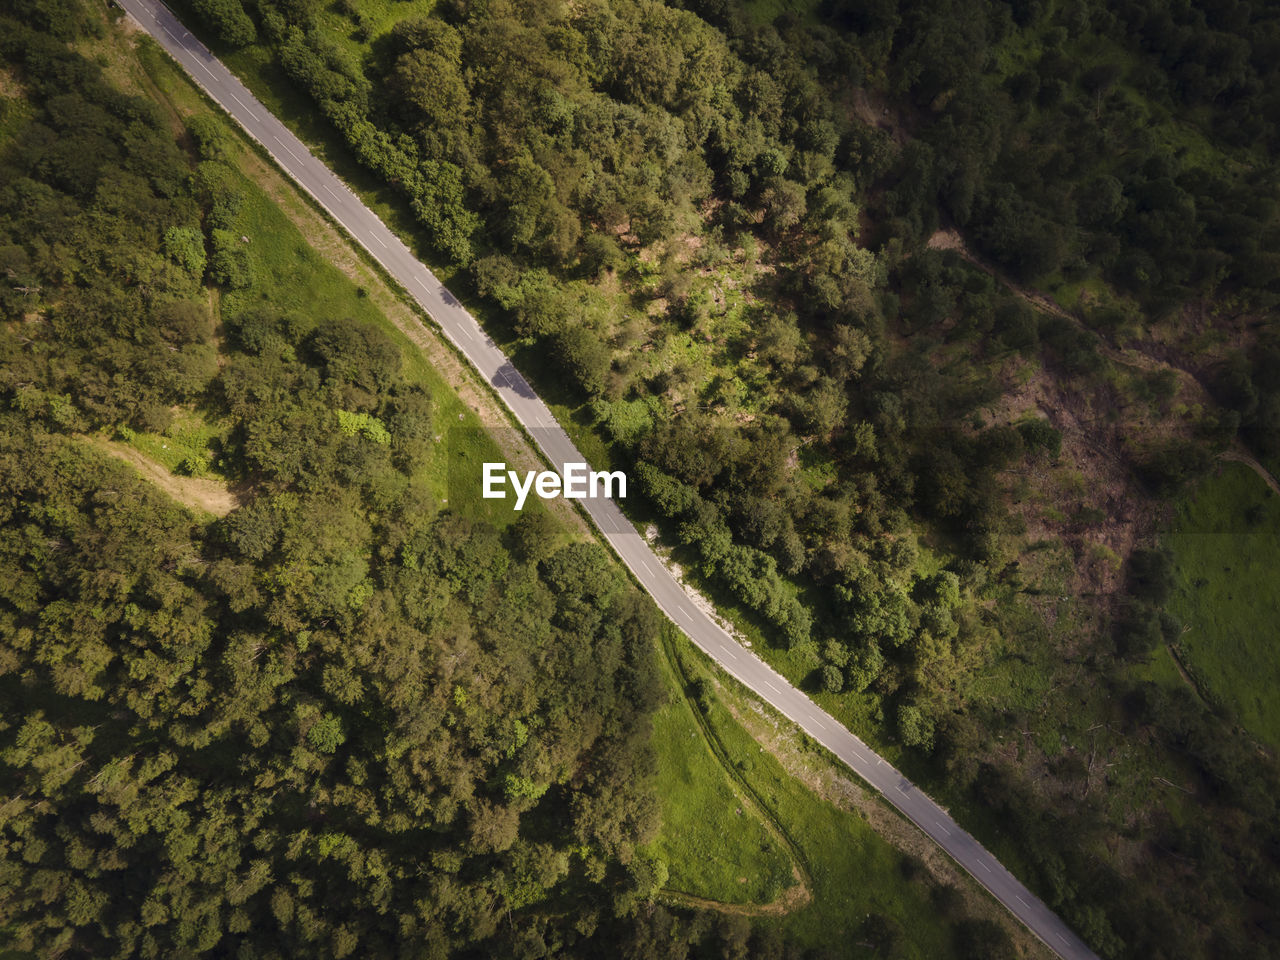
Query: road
118,3,1100,956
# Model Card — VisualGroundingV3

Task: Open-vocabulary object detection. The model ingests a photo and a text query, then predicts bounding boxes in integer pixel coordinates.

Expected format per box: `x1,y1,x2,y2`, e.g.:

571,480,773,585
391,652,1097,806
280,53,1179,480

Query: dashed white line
979,860,991,873
196,58,215,79
895,783,908,794
721,647,738,662
1016,895,1031,909
228,92,258,122
373,234,387,249
638,560,653,577
811,717,828,731
322,183,340,202
934,821,951,836
763,680,781,695
1057,934,1070,945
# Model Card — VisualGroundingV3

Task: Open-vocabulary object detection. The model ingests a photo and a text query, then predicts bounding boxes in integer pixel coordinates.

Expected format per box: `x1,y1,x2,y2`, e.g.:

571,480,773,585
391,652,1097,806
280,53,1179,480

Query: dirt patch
1220,449,1280,497
84,436,240,517
983,361,1153,599
719,688,1056,960
848,87,910,145
923,229,1215,601
0,65,24,99
662,869,810,918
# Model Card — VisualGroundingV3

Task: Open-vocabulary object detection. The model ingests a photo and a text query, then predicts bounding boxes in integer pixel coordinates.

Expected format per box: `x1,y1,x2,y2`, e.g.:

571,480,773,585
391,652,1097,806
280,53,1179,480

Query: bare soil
84,436,240,517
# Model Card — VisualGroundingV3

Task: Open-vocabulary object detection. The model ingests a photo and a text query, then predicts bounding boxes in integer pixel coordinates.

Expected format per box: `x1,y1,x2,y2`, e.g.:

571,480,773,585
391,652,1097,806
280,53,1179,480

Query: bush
1113,599,1163,660
1136,441,1213,496
1017,417,1062,458
1127,547,1174,605
821,664,843,693
191,0,256,46
185,114,228,161
208,229,251,289
552,326,611,398
163,225,206,280
897,703,935,751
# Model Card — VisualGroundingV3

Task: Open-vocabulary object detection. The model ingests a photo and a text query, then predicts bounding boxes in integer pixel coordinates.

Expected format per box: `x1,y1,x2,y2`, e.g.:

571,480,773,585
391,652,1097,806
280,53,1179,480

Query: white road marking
196,58,215,79
895,783,908,794
1058,934,1070,945
811,717,828,731
228,92,258,121
935,821,951,836
979,860,991,873
323,183,340,201
638,560,653,577
763,680,781,695
721,647,738,662
1016,895,1031,908
373,234,387,249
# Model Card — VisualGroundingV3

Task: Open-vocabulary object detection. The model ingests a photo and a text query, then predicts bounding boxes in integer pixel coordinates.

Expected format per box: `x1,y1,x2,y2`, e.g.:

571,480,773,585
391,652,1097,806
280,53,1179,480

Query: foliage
0,14,692,956
54,0,1280,955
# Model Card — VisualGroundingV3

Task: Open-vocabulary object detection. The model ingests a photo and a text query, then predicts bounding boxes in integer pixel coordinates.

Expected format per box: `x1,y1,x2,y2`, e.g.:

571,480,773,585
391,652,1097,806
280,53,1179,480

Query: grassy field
646,632,797,906
1164,461,1280,746
668,635,976,958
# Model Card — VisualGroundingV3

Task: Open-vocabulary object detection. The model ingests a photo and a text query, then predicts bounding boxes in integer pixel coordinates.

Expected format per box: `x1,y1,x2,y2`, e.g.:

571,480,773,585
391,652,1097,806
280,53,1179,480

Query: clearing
1165,460,1280,747
82,435,239,518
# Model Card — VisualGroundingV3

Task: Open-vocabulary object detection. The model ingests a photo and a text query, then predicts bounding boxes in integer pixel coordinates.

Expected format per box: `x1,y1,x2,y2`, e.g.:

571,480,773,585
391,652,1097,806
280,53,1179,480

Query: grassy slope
1164,461,1280,746
124,26,518,525
647,632,797,905
669,634,972,958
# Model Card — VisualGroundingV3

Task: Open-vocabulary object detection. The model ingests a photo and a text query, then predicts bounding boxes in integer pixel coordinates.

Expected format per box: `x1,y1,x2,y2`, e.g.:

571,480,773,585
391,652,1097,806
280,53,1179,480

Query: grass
668,635,967,957
1164,461,1280,746
647,633,796,905
118,408,225,475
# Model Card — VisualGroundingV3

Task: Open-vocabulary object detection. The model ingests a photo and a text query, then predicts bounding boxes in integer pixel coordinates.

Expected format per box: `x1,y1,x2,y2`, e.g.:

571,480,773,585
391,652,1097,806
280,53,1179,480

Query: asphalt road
118,3,1101,956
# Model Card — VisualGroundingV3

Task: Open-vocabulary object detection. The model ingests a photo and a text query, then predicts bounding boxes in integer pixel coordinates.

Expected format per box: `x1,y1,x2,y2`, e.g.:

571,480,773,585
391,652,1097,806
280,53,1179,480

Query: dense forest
163,0,1280,955
0,8,834,957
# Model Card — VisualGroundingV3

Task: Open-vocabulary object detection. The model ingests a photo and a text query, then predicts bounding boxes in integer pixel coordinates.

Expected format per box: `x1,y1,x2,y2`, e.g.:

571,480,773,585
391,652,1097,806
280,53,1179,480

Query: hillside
0,2,1029,957
155,0,1280,955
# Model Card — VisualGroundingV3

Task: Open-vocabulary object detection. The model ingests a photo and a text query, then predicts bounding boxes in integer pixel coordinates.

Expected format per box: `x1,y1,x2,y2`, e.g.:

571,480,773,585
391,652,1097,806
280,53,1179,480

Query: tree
821,664,844,693
553,327,611,398
1127,547,1175,605
392,48,469,131
897,703,935,751
191,0,256,46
